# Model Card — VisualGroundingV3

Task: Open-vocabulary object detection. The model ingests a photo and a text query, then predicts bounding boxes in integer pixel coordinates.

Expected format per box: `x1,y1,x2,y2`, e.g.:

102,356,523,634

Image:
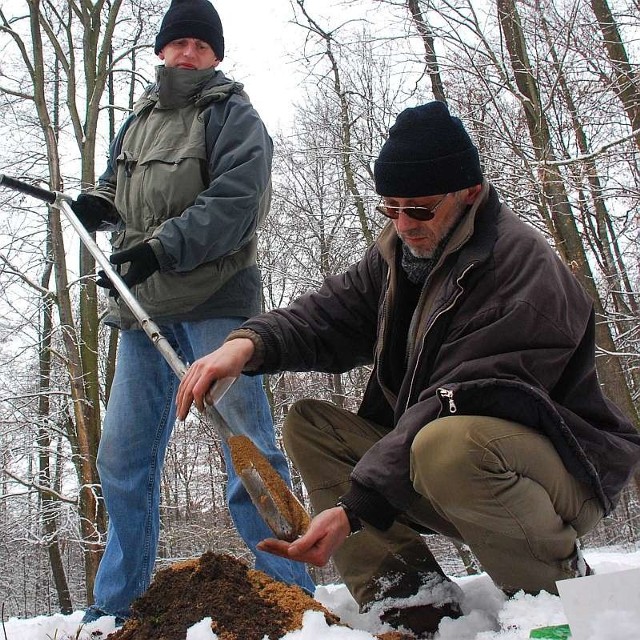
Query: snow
3,547,639,640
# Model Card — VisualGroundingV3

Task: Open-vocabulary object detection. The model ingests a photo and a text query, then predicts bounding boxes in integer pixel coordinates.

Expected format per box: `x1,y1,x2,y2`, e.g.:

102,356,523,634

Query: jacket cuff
146,237,174,271
234,321,286,373
339,481,399,531
87,190,121,229
224,329,265,371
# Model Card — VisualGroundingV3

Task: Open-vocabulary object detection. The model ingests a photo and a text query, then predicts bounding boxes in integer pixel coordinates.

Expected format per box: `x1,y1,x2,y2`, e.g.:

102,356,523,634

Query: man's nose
394,210,419,230
182,43,197,56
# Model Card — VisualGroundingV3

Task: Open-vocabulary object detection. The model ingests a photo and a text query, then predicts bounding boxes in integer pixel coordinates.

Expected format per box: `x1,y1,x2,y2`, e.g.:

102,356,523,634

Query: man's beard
403,233,439,259
401,198,467,259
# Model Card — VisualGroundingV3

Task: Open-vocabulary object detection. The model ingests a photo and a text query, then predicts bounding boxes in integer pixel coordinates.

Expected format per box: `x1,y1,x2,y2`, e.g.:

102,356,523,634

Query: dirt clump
229,435,311,539
110,551,338,640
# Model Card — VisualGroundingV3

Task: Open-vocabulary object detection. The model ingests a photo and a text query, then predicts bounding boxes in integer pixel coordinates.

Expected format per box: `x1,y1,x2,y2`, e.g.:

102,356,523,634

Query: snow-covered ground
4,547,639,640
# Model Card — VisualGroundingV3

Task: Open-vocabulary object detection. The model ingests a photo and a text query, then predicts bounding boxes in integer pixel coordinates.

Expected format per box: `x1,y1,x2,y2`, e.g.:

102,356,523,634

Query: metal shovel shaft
0,173,187,377
1,176,239,426
239,466,297,541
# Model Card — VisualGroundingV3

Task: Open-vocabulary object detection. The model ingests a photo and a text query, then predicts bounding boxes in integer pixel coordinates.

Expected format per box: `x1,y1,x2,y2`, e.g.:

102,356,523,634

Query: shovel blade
240,466,299,542
229,435,310,542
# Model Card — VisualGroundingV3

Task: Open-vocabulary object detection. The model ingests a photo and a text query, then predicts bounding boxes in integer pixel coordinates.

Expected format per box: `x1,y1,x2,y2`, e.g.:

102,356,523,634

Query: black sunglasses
378,193,449,221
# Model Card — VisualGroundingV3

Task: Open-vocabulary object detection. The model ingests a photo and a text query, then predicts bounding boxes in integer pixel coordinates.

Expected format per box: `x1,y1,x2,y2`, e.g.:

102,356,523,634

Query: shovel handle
0,174,57,204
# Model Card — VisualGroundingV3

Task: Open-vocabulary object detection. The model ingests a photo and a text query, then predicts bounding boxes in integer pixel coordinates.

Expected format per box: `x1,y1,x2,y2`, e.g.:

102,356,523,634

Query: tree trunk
451,540,481,576
406,0,447,102
590,0,640,150
496,0,639,428
295,0,374,246
17,0,133,606
539,11,640,404
38,233,72,613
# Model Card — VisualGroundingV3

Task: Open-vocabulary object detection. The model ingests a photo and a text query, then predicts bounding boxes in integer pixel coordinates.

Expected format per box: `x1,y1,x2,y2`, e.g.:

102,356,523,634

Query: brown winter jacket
240,182,640,530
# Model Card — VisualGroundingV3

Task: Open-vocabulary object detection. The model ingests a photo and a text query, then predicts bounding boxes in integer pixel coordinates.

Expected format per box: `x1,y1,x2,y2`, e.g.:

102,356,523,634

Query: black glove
96,242,161,292
70,193,117,232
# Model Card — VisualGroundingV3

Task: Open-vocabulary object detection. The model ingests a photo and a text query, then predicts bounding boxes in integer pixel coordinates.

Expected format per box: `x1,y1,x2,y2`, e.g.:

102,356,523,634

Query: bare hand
257,507,351,567
176,338,255,420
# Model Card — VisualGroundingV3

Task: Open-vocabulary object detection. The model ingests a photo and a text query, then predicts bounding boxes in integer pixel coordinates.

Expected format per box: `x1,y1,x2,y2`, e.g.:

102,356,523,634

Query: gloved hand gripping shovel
0,174,310,542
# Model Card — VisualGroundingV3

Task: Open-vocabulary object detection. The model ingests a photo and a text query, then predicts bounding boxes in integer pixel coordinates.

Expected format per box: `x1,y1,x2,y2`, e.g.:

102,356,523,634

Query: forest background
0,0,638,620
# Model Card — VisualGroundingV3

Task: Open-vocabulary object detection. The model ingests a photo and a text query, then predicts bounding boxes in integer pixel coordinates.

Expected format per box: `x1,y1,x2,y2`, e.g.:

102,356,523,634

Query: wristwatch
336,500,363,536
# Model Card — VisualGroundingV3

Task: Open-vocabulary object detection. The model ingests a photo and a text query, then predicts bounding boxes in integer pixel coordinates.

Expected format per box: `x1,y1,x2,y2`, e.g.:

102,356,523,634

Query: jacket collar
156,65,217,108
133,67,245,115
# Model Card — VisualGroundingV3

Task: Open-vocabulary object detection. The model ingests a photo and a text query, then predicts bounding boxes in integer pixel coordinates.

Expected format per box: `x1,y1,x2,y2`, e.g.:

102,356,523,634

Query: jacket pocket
116,147,207,229
114,150,141,228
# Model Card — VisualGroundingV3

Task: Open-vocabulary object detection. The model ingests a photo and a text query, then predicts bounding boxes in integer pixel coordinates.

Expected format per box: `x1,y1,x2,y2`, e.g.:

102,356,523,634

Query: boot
381,599,462,638
371,571,464,638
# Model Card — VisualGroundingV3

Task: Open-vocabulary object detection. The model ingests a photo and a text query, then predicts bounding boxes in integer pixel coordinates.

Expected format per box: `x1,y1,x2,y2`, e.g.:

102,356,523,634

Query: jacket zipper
438,388,457,414
405,261,477,411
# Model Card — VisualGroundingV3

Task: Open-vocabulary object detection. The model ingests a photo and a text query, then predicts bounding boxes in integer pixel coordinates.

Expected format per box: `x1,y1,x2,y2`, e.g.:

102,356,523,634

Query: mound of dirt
109,551,339,640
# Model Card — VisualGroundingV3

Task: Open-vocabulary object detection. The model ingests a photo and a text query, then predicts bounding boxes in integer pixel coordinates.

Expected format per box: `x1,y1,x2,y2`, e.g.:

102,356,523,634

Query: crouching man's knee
410,415,480,503
283,398,331,456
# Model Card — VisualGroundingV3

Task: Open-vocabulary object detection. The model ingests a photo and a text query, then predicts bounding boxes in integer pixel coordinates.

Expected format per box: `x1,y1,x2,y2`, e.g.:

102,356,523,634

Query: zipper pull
438,388,457,414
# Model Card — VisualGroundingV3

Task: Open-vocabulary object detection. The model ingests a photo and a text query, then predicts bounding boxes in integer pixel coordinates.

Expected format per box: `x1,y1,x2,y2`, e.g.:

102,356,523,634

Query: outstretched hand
176,338,256,420
257,506,351,567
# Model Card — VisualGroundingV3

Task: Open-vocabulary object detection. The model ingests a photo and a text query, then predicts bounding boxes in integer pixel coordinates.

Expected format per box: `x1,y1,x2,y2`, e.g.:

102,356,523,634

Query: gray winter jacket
93,66,272,329
237,182,640,530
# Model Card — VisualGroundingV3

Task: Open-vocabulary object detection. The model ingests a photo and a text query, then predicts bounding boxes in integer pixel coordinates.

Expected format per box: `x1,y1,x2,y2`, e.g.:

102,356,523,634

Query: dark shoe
82,605,126,627
375,572,464,638
381,599,462,637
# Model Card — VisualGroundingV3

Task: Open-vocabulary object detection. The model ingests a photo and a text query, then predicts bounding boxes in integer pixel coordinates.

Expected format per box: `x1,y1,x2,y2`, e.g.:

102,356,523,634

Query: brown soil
107,551,414,639
110,551,338,640
229,435,311,540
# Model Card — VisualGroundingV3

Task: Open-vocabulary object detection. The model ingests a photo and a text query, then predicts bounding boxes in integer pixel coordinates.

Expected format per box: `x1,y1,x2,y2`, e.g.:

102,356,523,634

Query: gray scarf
154,65,217,109
401,244,438,285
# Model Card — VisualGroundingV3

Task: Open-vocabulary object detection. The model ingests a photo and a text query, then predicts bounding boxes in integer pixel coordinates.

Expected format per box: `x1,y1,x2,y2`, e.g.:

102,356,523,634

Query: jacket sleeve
151,96,273,272
240,247,384,374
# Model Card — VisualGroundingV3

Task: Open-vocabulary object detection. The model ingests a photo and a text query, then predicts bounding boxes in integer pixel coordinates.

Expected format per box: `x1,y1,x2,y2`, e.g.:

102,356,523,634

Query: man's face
158,38,220,70
386,185,482,258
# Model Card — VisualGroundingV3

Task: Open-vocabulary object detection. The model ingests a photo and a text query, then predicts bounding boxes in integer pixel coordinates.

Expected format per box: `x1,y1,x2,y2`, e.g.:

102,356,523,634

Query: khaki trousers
283,399,603,606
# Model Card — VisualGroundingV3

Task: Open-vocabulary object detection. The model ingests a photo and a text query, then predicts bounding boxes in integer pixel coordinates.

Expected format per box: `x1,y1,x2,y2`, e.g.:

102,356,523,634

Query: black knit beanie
374,101,482,197
154,0,224,59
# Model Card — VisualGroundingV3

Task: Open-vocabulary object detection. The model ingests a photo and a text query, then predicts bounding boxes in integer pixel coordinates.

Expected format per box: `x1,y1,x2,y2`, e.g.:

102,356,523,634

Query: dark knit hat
154,0,224,59
374,101,482,197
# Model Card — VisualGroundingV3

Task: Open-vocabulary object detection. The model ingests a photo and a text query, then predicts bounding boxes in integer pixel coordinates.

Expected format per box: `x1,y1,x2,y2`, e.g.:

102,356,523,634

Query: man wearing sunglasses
176,101,640,637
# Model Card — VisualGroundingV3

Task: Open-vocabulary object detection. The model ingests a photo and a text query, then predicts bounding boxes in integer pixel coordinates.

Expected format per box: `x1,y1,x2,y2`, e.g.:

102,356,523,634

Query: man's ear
464,183,483,204
158,50,165,61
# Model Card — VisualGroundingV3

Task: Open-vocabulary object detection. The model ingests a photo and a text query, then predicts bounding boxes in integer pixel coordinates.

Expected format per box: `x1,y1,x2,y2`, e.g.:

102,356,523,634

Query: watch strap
336,500,363,535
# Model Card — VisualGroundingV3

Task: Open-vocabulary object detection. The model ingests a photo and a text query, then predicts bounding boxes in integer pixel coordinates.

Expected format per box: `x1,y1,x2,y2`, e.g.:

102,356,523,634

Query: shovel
0,173,310,542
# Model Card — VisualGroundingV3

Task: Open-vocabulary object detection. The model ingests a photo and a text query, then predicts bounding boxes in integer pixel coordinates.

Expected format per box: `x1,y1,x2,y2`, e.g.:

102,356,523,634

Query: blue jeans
92,317,314,618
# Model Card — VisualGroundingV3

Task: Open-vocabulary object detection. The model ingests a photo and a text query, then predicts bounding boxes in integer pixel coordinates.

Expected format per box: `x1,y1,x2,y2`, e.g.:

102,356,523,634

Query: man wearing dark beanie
73,0,314,626
176,102,639,636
